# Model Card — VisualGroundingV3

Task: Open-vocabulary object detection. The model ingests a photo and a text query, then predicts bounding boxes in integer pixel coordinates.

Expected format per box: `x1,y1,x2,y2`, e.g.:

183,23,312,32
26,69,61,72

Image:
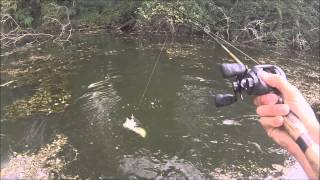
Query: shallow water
1,33,318,179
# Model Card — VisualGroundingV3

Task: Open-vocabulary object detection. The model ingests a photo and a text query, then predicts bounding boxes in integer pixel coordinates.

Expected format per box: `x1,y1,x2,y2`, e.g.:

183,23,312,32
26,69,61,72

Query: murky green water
1,33,318,179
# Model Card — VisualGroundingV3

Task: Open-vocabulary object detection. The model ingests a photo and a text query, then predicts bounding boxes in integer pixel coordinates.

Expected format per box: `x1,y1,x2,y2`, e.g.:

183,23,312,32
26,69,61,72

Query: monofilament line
206,30,260,65
138,36,168,107
184,16,260,65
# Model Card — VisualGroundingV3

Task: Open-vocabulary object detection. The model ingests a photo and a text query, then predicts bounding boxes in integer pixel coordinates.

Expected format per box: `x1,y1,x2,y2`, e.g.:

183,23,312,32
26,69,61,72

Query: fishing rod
202,26,243,64
201,26,260,65
186,17,320,176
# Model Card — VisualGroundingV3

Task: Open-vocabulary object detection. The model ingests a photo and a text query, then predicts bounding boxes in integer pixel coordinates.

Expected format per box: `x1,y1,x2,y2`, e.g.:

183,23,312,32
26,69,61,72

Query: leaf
23,16,33,27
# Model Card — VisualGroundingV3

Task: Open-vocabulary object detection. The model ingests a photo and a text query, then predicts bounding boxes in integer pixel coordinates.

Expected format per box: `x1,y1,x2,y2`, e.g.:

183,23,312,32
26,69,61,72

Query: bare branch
0,3,73,56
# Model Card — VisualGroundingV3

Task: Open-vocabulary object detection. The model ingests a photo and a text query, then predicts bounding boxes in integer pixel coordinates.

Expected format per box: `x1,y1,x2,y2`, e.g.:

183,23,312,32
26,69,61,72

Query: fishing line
138,35,168,108
202,26,243,64
136,12,259,108
203,27,260,65
177,9,260,65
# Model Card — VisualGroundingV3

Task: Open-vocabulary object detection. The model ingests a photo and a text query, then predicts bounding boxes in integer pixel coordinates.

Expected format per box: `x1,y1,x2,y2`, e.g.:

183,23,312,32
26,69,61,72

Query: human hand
254,71,319,179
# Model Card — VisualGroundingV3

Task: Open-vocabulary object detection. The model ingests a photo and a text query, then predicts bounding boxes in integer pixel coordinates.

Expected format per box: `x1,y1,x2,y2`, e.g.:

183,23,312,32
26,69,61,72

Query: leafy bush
136,0,319,49
70,0,141,26
1,0,319,49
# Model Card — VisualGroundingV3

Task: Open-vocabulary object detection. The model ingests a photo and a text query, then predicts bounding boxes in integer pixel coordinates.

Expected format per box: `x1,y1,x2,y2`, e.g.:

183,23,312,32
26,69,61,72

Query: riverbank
1,0,319,53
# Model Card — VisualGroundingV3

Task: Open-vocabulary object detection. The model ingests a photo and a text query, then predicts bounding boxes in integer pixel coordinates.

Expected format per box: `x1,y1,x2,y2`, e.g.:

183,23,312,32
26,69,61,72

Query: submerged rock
119,154,206,179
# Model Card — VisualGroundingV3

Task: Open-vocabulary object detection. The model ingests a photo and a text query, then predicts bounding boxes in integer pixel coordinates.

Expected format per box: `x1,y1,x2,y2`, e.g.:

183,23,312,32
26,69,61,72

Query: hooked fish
123,115,146,138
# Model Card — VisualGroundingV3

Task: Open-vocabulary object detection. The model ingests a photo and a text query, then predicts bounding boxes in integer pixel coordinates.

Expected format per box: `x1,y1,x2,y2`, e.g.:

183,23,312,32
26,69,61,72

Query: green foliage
1,0,34,28
71,0,141,26
203,0,319,49
137,0,209,25
16,10,33,27
1,0,319,49
136,0,319,49
0,0,17,13
41,3,65,19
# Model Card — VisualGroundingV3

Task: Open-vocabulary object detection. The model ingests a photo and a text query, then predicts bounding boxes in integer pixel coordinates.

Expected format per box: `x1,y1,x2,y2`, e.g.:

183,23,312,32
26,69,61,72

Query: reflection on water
2,34,318,179
22,118,48,150
79,75,121,126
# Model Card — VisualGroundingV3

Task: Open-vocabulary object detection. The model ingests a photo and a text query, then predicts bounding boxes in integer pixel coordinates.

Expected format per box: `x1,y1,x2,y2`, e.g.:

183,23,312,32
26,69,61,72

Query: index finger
254,93,279,106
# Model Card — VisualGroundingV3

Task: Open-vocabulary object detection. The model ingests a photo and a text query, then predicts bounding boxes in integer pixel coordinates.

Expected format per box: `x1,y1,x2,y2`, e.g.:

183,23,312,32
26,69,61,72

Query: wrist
293,148,318,179
291,143,320,179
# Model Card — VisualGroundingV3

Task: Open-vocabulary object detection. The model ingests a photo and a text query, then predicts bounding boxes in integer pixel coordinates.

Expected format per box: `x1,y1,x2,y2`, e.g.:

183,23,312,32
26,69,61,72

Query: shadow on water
2,33,318,179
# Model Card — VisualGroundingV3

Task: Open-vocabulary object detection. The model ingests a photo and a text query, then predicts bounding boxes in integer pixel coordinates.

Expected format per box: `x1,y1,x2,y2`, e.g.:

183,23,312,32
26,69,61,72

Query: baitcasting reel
215,63,286,107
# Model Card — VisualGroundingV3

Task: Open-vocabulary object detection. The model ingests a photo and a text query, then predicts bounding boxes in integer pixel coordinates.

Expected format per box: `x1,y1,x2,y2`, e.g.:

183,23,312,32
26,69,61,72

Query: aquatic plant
1,134,78,179
2,53,73,120
5,89,71,120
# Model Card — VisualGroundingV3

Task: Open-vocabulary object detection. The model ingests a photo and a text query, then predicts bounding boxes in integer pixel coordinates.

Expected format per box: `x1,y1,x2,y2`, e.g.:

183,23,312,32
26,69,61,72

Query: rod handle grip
283,112,320,177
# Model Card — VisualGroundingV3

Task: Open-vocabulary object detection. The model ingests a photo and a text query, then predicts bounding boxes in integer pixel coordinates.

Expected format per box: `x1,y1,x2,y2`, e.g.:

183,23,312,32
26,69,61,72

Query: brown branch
0,3,73,56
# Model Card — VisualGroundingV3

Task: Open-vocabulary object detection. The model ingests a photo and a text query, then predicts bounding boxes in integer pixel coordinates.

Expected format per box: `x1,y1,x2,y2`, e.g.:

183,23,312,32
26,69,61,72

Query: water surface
2,33,317,179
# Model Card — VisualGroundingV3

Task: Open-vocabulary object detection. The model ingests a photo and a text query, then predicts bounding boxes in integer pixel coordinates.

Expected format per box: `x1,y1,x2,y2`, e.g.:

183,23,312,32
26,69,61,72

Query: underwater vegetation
1,134,78,179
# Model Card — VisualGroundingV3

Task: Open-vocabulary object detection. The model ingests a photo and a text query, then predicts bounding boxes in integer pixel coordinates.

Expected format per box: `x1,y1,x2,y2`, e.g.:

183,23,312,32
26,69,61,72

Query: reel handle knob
220,63,246,78
214,94,237,107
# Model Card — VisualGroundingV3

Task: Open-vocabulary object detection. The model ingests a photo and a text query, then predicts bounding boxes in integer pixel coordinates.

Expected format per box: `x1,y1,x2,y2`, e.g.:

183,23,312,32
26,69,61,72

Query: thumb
259,71,297,97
